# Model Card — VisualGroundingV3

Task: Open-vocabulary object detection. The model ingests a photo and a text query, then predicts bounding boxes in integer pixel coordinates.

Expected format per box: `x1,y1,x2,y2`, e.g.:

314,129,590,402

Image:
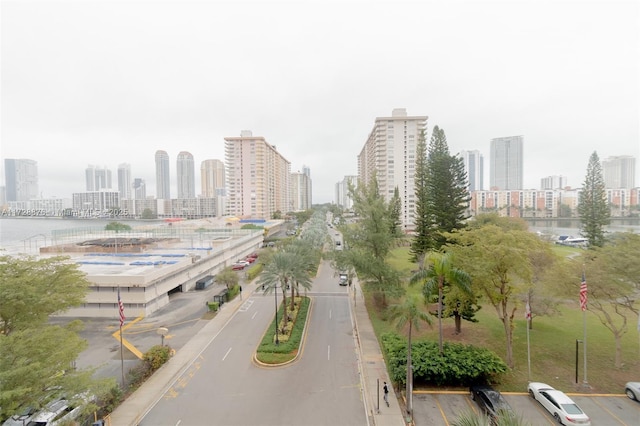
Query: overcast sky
1,0,638,204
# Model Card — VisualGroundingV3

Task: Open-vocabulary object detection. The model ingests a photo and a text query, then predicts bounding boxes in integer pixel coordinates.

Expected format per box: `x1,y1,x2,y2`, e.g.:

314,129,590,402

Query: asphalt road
137,261,368,426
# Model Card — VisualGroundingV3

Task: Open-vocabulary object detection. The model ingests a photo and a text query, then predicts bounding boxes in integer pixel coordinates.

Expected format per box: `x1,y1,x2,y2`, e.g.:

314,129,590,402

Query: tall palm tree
387,294,432,420
410,251,471,354
258,250,298,331
283,240,315,309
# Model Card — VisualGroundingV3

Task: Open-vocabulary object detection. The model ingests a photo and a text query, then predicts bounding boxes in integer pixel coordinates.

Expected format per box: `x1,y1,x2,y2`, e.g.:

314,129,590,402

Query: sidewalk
108,277,406,425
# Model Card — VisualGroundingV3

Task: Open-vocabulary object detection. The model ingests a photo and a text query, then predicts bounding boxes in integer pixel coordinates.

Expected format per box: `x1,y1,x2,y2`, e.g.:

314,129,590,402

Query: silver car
625,381,640,401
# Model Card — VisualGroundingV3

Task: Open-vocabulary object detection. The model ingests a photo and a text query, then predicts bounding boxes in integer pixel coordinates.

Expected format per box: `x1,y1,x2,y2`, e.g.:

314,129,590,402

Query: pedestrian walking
383,381,389,407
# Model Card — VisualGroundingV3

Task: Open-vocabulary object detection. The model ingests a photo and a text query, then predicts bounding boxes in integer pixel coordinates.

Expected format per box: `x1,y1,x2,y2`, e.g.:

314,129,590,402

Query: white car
527,382,590,425
625,381,640,401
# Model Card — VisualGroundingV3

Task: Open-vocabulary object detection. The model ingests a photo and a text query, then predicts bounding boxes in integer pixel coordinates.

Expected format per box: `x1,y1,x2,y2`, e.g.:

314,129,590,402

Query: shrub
144,345,172,372
381,333,507,386
257,296,310,359
207,302,219,312
246,263,263,280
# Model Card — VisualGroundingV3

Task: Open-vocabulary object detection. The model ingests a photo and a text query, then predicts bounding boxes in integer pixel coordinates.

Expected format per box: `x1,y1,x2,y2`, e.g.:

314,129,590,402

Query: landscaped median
254,296,311,365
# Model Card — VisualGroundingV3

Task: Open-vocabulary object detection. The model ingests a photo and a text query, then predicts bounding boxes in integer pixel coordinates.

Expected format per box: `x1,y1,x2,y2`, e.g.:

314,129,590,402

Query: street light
157,327,169,347
274,284,280,345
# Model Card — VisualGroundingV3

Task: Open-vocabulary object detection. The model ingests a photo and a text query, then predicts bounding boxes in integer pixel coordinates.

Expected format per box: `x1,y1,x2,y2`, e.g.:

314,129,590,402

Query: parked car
231,263,245,271
527,382,590,425
469,385,513,423
625,382,640,401
244,257,256,264
236,260,250,267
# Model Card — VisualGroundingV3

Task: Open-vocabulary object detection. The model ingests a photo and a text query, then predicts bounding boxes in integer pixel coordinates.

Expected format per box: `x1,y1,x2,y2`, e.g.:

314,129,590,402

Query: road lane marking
222,347,232,361
434,395,450,426
251,311,257,320
330,309,332,319
328,345,331,360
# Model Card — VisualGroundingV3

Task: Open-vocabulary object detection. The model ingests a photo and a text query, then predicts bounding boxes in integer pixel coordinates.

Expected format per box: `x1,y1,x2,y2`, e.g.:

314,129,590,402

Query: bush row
381,333,507,386
257,296,310,356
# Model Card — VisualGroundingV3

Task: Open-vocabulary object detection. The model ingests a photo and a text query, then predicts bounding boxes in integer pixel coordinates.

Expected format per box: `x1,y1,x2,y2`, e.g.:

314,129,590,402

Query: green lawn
367,245,639,393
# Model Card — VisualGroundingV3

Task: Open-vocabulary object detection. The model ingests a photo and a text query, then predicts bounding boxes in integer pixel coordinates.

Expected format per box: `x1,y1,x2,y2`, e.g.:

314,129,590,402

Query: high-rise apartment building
291,169,312,212
117,163,132,200
133,178,146,199
4,159,38,201
155,150,171,199
201,159,226,197
357,108,427,231
177,151,195,199
540,175,567,190
335,175,357,210
85,165,112,191
602,155,636,189
490,136,523,190
224,130,291,219
460,150,484,191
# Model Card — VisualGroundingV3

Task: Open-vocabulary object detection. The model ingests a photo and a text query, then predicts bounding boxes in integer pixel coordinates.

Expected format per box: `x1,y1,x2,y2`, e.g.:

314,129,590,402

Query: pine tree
388,187,403,239
413,125,470,252
578,151,610,248
410,130,431,262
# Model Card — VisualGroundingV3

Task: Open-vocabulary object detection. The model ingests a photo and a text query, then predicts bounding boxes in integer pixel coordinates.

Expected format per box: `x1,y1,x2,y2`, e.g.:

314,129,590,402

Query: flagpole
526,298,531,382
120,321,125,388
581,268,588,387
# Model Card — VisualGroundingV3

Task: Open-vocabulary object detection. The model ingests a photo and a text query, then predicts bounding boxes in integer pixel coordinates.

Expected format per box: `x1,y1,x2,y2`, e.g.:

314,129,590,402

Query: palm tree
410,251,471,354
283,240,315,310
387,294,432,420
258,250,298,332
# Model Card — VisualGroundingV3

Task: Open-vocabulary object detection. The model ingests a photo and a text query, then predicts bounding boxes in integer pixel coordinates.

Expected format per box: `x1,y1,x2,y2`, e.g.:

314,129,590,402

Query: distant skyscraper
291,169,312,211
85,165,112,191
224,130,291,219
460,150,484,191
540,175,567,190
602,155,635,189
117,163,132,200
155,150,171,199
357,108,428,231
201,159,226,197
4,159,38,201
335,175,357,209
177,151,195,199
133,178,146,199
490,136,523,190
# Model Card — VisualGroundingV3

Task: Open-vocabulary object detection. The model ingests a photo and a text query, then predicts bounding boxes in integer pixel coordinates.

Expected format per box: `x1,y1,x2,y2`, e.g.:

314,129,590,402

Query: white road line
328,345,331,361
251,311,257,320
175,421,181,426
222,347,232,361
330,309,332,319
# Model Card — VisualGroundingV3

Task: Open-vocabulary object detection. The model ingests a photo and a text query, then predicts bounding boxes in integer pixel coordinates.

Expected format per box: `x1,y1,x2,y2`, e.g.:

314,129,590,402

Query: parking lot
412,391,640,425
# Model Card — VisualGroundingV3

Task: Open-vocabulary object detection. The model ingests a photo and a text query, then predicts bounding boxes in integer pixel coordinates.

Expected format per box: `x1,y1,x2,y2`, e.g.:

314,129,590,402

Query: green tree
410,252,471,354
388,187,403,239
387,294,432,420
410,130,430,262
412,125,470,255
448,224,548,368
578,151,610,248
0,256,90,335
105,222,131,232
258,250,299,329
574,233,640,367
440,285,481,334
282,240,315,310
141,208,156,219
342,175,404,305
216,268,239,289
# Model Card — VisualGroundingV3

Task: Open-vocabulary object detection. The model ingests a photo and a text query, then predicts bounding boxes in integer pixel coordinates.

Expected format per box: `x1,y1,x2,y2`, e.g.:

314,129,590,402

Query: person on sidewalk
383,381,389,407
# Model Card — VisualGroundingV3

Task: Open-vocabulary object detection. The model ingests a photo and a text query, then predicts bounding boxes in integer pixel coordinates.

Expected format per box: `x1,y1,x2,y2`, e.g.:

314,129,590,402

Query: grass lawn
367,244,639,393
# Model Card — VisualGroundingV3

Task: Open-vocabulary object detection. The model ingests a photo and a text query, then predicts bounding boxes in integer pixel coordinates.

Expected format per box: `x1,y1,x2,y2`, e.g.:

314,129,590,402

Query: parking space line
433,395,450,426
591,397,627,425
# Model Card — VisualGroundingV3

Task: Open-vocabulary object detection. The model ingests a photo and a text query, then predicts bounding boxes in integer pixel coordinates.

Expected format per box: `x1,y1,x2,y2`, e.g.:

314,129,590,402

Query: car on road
469,385,513,423
338,273,348,286
625,381,640,401
527,382,590,425
231,263,245,271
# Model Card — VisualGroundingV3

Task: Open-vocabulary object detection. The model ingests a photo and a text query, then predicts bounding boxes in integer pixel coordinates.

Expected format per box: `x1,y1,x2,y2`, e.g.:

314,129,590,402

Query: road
139,261,368,425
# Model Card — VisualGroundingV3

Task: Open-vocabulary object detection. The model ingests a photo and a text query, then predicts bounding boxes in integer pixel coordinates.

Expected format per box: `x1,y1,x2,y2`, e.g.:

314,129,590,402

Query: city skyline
2,1,638,203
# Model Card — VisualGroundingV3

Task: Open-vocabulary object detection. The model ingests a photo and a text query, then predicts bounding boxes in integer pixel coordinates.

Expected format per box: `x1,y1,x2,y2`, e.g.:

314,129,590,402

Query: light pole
274,284,280,345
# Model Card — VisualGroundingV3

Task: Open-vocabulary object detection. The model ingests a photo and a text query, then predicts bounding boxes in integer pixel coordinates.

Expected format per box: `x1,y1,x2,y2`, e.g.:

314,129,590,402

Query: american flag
525,301,532,321
118,287,126,327
579,272,588,311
